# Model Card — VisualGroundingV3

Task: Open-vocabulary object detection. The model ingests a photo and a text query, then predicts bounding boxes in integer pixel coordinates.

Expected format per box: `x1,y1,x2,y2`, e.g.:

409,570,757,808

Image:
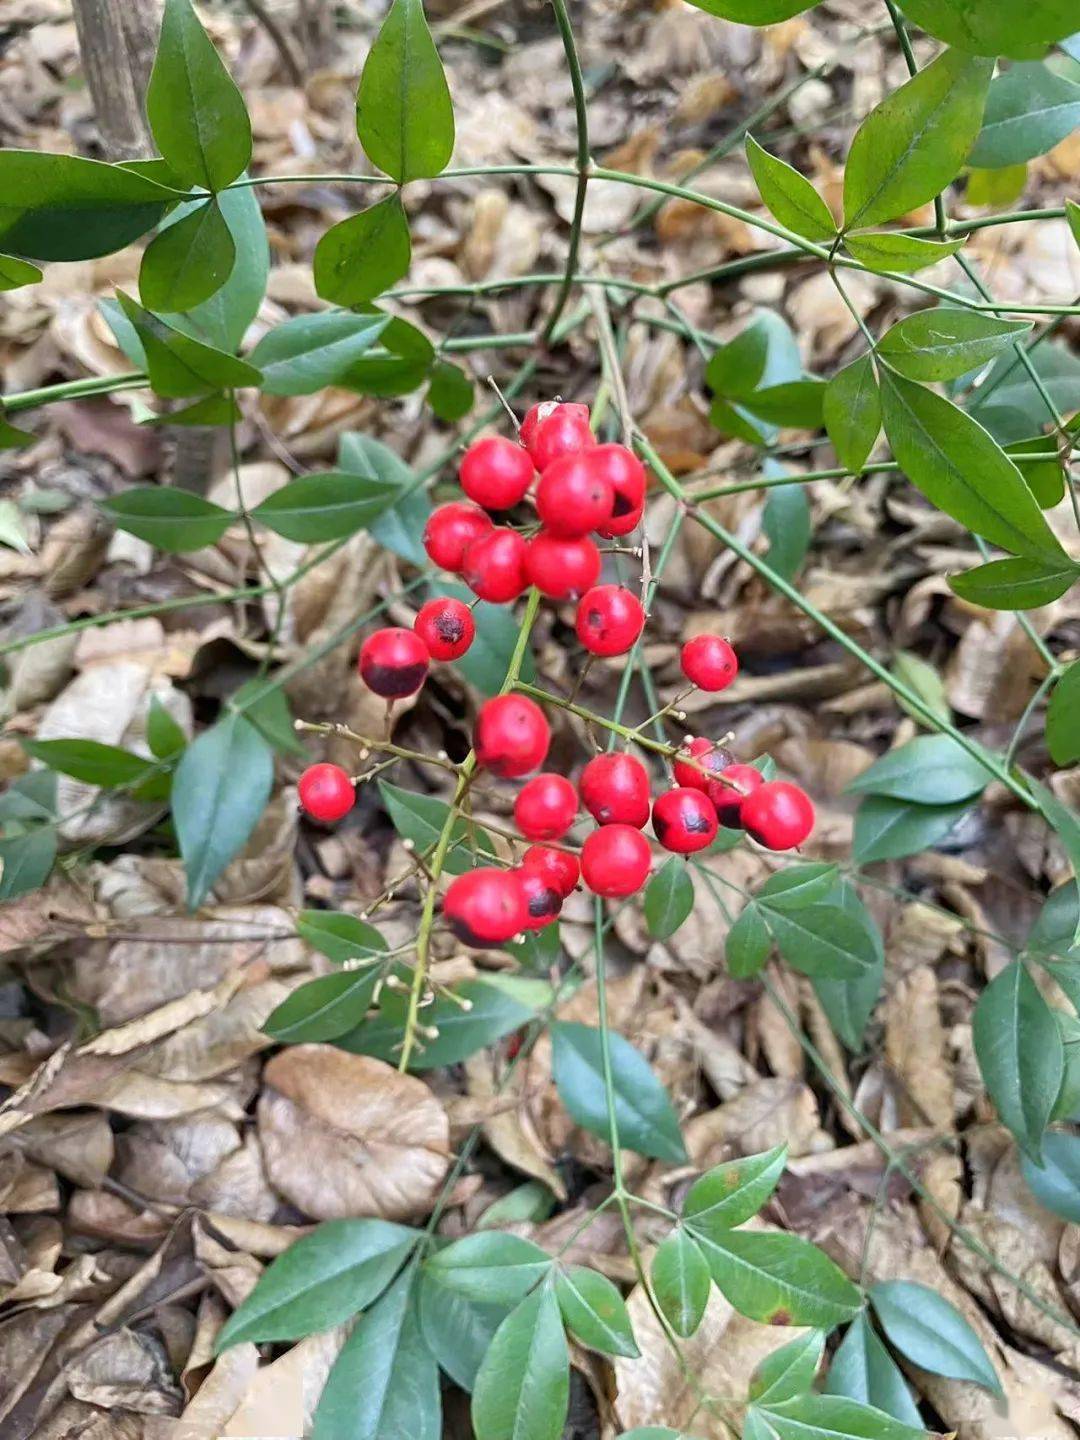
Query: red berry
714,763,764,828
444,867,528,946
297,763,355,823
475,694,550,777
414,597,475,661
673,737,736,805
520,401,560,454
579,752,651,828
522,843,580,897
741,781,815,851
359,627,429,698
514,773,578,841
423,501,492,572
581,824,652,898
461,528,529,603
535,452,613,538
652,787,718,854
459,435,535,511
526,403,594,471
681,634,739,692
575,585,645,657
516,866,563,929
525,532,601,601
591,445,647,538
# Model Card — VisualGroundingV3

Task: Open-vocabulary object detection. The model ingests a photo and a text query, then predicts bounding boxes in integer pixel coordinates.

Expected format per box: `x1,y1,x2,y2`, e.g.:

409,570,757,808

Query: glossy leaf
263,967,383,1043
870,1280,1000,1393
215,1218,416,1347
116,291,261,397
844,49,992,229
550,1020,687,1163
251,471,397,543
168,182,268,353
843,231,964,274
555,1265,638,1357
760,1394,924,1440
146,0,252,191
762,476,811,582
879,367,1066,562
897,0,1080,60
295,910,387,965
426,1232,551,1305
971,62,1080,168
757,864,839,913
949,555,1080,611
824,1313,922,1426
1047,660,1080,766
22,738,157,789
356,0,455,183
0,828,57,902
683,1145,787,1237
741,379,827,429
232,680,304,757
473,1286,569,1440
852,794,970,864
745,135,836,241
418,1271,507,1392
966,163,1028,207
823,354,880,473
651,1229,711,1338
695,1230,862,1328
1021,1131,1080,1223
314,194,412,307
645,857,695,939
726,901,772,979
765,903,880,979
1028,882,1080,963
339,432,431,569
972,958,1063,1164
173,712,274,909
147,696,187,760
249,312,390,396
876,309,1030,382
139,199,236,313
100,488,233,553
707,311,802,403
812,885,885,1053
1007,433,1065,509
846,733,992,805
750,1330,826,1405
378,779,495,875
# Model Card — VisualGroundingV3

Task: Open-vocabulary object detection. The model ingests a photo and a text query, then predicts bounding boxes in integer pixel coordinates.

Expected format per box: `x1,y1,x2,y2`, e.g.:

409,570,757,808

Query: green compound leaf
215,1218,416,1348
146,0,252,191
949,556,1080,611
295,910,388,965
972,959,1063,1165
139,199,236,313
115,291,261,397
651,1229,711,1339
426,1232,552,1305
249,311,390,396
1021,1131,1080,1223
745,135,836,241
101,487,233,553
314,193,413,307
896,0,1079,59
876,309,1031,383
550,1020,687,1163
472,1286,569,1440
843,231,964,274
726,901,772,979
824,1313,922,1426
694,1230,862,1329
852,794,971,864
263,967,383,1044
764,903,880,980
749,1330,826,1405
971,62,1080,169
845,733,992,806
1047,660,1080,767
843,48,992,229
555,1265,639,1358
683,1145,787,1238
870,1279,1001,1394
251,471,398,543
644,857,695,939
758,1394,925,1440
357,0,455,183
823,354,881,473
418,1271,508,1392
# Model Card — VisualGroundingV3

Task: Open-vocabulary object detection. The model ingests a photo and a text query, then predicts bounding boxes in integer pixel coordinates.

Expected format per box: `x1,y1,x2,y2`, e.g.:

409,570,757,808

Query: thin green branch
540,0,591,346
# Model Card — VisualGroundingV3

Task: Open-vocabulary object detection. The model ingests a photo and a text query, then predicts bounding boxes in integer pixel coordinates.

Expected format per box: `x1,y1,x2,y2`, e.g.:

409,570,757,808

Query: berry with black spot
474,694,550,777
591,444,647,538
579,751,651,828
652,786,718,854
444,867,528,946
516,866,563,929
297,763,355,823
575,584,645,657
414,596,476,661
535,452,614,537
461,527,529,603
459,435,535,510
423,501,492,572
581,824,652,898
681,634,739,692
525,532,601,601
514,772,578,841
740,781,815,851
524,402,594,471
522,843,580,897
713,763,764,828
673,737,736,805
358,626,429,699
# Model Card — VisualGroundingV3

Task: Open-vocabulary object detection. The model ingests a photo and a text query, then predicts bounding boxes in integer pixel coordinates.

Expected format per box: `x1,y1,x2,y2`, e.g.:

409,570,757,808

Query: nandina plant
1,0,1079,1435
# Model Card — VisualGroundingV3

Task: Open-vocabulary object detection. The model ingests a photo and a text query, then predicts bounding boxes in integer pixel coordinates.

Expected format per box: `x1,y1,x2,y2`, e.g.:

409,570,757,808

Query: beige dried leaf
884,965,953,1128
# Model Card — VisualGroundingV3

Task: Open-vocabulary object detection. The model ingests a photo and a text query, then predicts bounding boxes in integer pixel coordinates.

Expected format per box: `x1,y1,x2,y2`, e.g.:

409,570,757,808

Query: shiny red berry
681,634,739,692
516,867,563,929
414,597,475,661
514,773,578,841
444,867,528,946
652,787,718,854
525,403,594,471
461,528,529,603
459,435,535,510
741,781,815,851
423,501,492,572
581,824,652,898
359,627,429,698
575,585,645,657
579,752,651,828
591,445,647,538
673,737,736,805
297,763,355,823
522,843,580,897
475,694,550,777
525,532,601,601
535,452,613,538
714,763,764,828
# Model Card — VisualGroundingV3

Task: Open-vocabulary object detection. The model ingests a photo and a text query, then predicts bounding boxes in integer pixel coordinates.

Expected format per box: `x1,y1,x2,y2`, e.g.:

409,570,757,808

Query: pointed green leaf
426,1232,551,1305
473,1286,568,1440
765,903,879,979
896,0,1077,57
870,1279,1000,1393
750,1331,826,1405
357,0,455,183
339,432,431,569
263,967,383,1043
950,555,1079,611
726,901,772,979
812,886,885,1053
167,182,269,353
0,828,57,902
418,1270,507,1392
378,779,494,874
759,1394,925,1440
1021,1131,1080,1223
746,136,836,241
1047,660,1080,767
251,470,398,543
139,199,236,312
844,231,964,274
972,959,1063,1164
852,794,970,864
757,864,839,913
651,1229,711,1338
741,379,827,429
295,910,387,965
695,1230,862,1328
21,738,157,789
314,194,412,307
891,651,950,727
762,476,811,582
679,0,813,19
428,360,474,421
683,1146,787,1237
824,355,880,473
1030,780,1080,948
971,62,1080,168
0,255,42,291
877,309,1030,382
645,857,695,939
824,1313,922,1426
846,734,991,805
555,1265,638,1357
116,291,261,397
249,312,390,395
100,487,233,553
147,696,187,760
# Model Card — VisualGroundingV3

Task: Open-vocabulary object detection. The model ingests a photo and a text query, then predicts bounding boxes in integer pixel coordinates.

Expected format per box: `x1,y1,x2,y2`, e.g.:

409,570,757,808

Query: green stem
542,0,591,345
4,372,148,414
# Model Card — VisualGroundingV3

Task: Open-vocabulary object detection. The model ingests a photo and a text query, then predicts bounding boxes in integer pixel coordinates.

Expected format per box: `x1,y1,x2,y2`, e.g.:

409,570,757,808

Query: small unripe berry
461,527,529,603
414,596,475,661
444,867,528,946
673,737,736,805
524,402,594,470
535,452,614,537
359,627,429,698
714,763,764,828
579,752,651,828
591,444,648,538
459,435,535,510
516,866,563,929
423,501,492,572
652,787,718,854
475,694,550,777
298,763,355,823
575,585,645,657
514,772,579,841
522,843,580,897
525,532,601,601
681,634,739,692
741,781,815,851
581,824,652,898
